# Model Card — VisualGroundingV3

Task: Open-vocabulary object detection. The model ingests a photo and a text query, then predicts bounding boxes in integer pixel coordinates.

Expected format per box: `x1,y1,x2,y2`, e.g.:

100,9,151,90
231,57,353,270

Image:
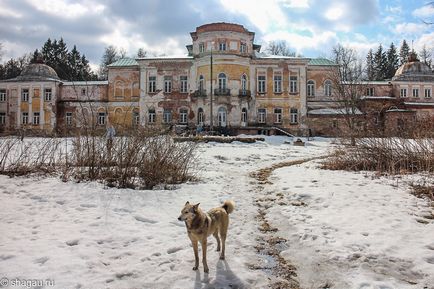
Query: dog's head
178,201,200,222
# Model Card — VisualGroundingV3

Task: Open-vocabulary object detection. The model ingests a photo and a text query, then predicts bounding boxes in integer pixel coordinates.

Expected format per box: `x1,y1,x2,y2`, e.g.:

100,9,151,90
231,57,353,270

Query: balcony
214,88,231,96
238,89,251,97
191,89,207,97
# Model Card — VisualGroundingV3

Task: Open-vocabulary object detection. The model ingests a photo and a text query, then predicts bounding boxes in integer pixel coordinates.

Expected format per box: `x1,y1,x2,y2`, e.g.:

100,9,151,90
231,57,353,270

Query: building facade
0,23,433,136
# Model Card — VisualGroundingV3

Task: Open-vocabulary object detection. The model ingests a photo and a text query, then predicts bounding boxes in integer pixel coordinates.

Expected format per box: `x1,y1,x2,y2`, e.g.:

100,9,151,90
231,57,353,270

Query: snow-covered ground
0,136,433,289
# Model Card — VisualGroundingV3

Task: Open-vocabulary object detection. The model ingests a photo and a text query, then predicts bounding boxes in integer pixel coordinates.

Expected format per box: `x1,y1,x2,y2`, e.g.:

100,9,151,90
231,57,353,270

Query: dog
178,200,235,273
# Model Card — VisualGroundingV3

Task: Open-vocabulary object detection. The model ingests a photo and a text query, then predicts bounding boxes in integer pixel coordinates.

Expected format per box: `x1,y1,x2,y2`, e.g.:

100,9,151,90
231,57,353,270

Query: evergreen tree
399,40,410,65
385,43,399,79
373,44,387,80
366,49,375,80
3,58,22,79
99,45,119,80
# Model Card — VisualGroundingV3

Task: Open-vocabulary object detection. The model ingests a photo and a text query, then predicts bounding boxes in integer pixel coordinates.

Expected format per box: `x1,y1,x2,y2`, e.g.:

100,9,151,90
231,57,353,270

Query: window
197,108,204,125
22,112,29,124
219,42,226,51
412,88,419,98
33,112,40,125
274,108,282,123
179,108,188,124
199,43,205,53
133,111,140,126
240,42,247,53
366,87,374,96
307,80,315,97
22,89,29,102
290,108,298,124
424,88,431,98
198,75,205,92
148,109,156,123
180,76,188,93
241,108,247,123
258,108,266,123
241,74,247,91
258,75,266,93
164,76,172,93
324,80,332,97
81,88,86,96
115,81,124,98
44,88,52,101
163,109,172,124
218,107,227,127
148,76,156,93
0,112,5,125
274,75,282,93
0,89,6,102
98,112,106,125
290,76,297,93
66,112,73,126
332,119,338,128
218,73,227,90
400,88,407,98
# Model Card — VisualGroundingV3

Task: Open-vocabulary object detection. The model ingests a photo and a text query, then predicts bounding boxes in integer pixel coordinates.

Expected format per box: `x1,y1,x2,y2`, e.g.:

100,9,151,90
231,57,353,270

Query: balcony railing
214,88,231,96
191,89,207,97
238,89,251,97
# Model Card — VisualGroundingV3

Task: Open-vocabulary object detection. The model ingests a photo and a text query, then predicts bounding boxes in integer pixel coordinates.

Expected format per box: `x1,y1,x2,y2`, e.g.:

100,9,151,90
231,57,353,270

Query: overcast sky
0,0,433,70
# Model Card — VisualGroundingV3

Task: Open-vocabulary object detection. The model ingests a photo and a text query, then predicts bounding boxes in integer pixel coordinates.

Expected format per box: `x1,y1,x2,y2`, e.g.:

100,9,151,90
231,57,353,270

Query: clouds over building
0,0,431,68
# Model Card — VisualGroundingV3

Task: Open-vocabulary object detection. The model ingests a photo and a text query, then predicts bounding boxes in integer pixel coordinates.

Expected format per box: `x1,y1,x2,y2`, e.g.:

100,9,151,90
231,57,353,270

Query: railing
238,89,251,97
214,88,231,96
191,89,207,97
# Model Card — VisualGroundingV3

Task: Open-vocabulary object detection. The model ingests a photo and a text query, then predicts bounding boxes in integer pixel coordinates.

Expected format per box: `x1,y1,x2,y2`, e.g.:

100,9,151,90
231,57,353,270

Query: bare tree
0,42,3,62
419,44,433,69
265,40,296,56
329,44,367,146
137,48,147,58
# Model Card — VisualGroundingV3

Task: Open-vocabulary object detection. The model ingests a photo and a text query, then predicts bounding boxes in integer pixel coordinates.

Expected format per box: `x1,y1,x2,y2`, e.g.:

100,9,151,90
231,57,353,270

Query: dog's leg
219,221,228,260
191,240,199,270
213,231,221,252
201,239,209,273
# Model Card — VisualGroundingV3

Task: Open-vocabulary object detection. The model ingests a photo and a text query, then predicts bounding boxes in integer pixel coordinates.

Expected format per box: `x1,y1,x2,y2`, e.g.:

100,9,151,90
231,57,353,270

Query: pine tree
3,58,22,79
385,43,399,79
373,44,387,80
399,40,410,65
366,49,375,80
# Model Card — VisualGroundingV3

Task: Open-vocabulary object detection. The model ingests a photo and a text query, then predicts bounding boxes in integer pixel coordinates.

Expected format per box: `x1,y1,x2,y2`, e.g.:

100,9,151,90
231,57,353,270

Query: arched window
197,108,204,125
241,74,247,91
218,107,227,127
307,80,315,97
132,82,140,98
324,80,332,97
241,107,247,124
133,108,140,126
115,80,124,98
218,73,227,90
199,75,205,92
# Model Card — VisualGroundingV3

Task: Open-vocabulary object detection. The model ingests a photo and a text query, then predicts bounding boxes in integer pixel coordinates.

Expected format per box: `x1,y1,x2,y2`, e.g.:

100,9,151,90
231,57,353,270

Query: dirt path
249,156,329,289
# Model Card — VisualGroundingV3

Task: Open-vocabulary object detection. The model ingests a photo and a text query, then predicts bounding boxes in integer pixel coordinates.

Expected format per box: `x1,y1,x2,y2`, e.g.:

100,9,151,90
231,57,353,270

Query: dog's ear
185,201,190,206
193,203,200,212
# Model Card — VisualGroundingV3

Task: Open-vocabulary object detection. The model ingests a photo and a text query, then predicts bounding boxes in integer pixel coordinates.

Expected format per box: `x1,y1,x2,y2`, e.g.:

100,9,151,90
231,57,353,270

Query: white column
28,85,33,126
139,67,147,125
17,85,21,127
299,65,307,129
40,83,44,129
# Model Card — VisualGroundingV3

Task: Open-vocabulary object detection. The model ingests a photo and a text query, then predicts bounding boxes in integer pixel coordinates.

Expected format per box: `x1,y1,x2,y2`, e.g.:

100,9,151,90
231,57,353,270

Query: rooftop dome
393,52,433,81
16,63,60,81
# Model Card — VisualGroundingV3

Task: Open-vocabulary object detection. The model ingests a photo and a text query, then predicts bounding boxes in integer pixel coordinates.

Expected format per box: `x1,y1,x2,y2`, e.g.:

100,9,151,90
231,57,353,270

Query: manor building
0,23,433,136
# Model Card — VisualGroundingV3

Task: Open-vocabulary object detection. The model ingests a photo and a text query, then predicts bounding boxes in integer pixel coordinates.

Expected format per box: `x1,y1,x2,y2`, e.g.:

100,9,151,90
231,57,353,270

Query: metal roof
308,58,336,66
108,58,139,67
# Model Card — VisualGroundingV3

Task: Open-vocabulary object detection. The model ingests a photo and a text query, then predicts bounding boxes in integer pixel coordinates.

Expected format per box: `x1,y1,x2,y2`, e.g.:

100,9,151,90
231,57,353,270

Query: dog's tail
222,200,235,214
